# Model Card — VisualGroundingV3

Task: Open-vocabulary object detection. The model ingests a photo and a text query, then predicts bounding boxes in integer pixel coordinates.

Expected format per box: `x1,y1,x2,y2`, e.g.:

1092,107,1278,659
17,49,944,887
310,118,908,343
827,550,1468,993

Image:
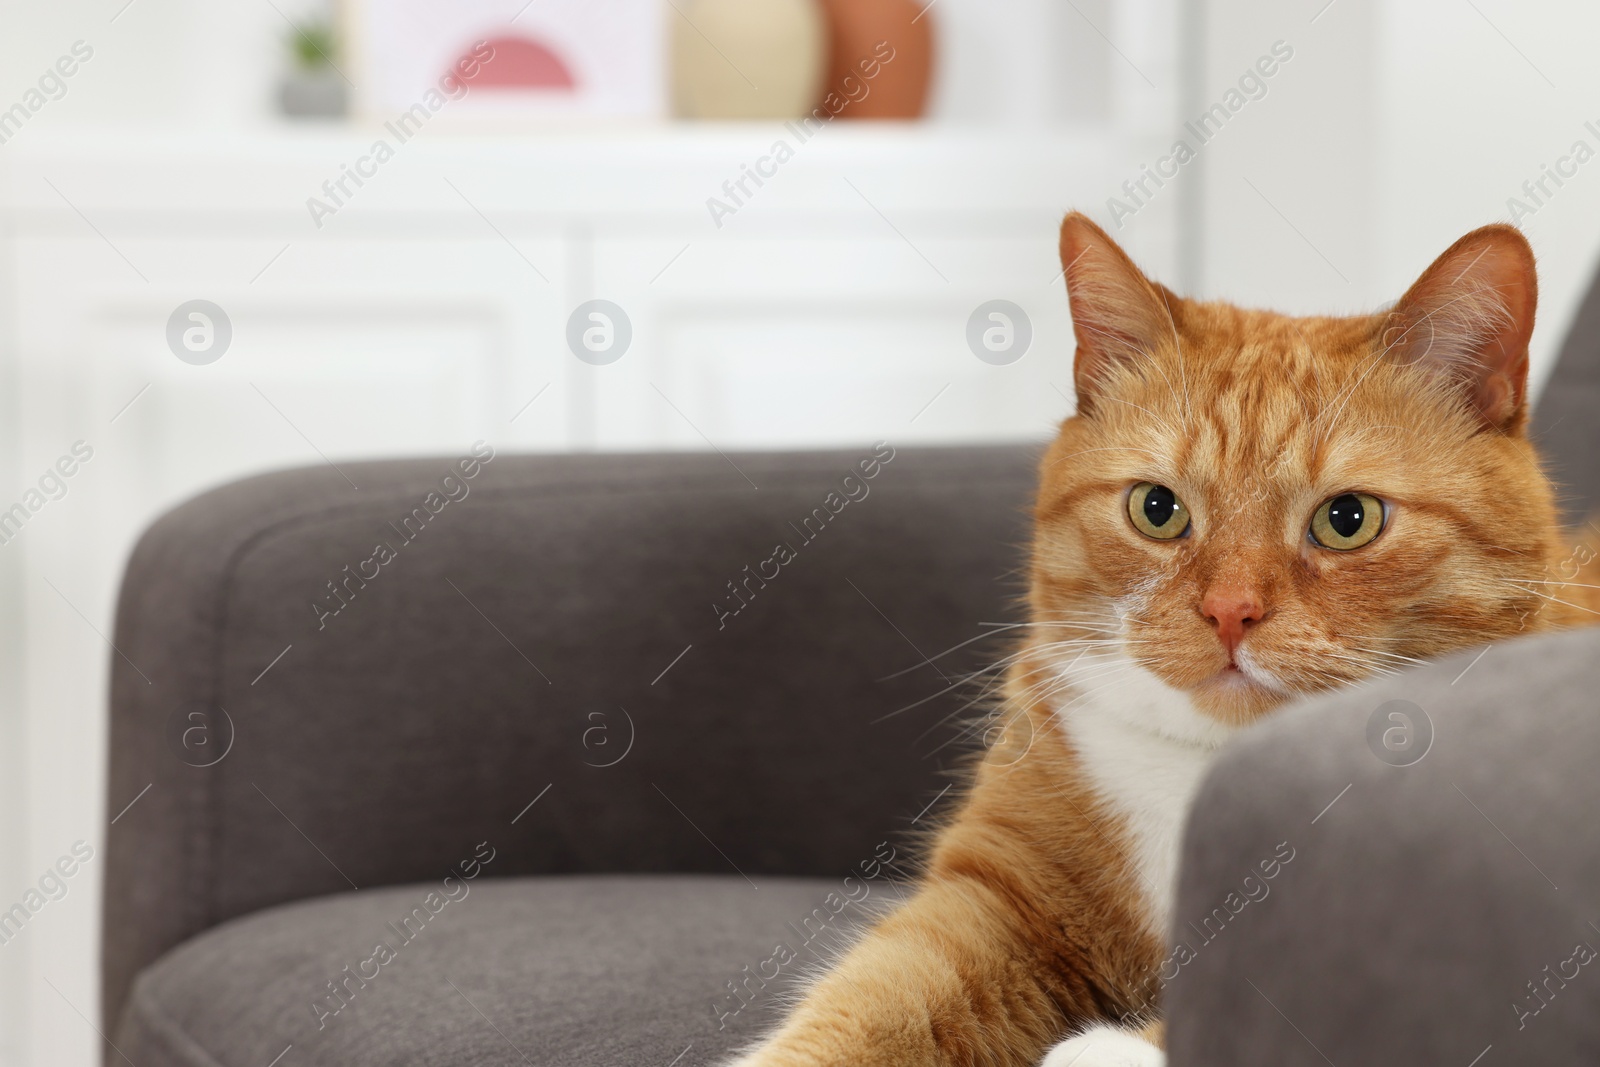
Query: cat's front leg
719,872,1075,1067
1039,1023,1165,1067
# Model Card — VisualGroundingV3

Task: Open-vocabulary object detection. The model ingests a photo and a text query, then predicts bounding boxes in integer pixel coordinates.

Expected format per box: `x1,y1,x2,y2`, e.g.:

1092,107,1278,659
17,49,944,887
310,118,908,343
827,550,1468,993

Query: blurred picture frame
344,0,668,123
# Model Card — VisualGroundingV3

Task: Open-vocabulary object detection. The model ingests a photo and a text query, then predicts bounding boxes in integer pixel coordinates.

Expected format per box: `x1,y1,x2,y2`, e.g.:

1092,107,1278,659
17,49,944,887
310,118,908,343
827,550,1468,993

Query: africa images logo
1365,699,1433,767
166,300,232,364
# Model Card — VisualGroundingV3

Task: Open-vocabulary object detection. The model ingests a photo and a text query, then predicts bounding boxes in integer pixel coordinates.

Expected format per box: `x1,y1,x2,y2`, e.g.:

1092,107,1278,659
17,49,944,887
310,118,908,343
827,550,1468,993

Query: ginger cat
728,215,1600,1067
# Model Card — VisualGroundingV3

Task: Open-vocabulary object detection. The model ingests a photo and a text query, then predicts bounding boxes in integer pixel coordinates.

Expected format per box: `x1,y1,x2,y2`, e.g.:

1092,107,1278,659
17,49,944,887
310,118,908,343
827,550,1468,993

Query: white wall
0,0,307,128
1192,0,1600,392
1376,0,1600,394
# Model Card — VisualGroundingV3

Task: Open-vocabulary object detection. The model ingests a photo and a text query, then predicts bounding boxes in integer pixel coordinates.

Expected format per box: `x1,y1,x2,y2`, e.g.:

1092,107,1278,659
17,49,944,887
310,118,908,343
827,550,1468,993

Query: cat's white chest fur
1039,658,1238,1067
1054,658,1239,942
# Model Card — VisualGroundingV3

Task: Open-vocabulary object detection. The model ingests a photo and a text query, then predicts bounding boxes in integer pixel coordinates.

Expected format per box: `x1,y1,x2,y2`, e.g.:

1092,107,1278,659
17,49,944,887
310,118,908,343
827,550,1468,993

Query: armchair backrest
1533,250,1600,522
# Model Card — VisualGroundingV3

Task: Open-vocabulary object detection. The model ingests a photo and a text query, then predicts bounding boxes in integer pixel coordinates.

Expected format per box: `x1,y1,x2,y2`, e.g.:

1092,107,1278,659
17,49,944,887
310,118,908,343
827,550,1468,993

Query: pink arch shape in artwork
451,35,577,90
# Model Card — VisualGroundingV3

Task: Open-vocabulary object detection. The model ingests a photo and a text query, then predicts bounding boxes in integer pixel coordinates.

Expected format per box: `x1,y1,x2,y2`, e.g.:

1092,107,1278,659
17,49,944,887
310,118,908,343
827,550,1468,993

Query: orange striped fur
728,215,1598,1067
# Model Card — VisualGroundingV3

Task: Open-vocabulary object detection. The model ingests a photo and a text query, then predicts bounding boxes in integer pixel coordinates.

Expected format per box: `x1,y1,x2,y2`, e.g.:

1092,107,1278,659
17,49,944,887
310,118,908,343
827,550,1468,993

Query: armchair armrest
1166,627,1600,1064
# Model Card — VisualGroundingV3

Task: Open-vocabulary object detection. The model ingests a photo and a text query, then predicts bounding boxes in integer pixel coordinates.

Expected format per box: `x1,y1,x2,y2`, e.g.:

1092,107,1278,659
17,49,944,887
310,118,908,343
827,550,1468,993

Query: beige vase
671,0,827,119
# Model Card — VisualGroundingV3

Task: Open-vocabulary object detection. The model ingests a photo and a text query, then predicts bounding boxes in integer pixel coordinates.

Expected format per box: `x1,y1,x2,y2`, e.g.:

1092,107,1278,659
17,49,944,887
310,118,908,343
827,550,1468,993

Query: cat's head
1033,213,1558,728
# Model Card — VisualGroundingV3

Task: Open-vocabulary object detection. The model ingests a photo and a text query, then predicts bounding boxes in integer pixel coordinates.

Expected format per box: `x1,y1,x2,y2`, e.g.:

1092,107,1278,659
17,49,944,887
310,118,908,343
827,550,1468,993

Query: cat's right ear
1059,212,1174,415
1382,224,1538,432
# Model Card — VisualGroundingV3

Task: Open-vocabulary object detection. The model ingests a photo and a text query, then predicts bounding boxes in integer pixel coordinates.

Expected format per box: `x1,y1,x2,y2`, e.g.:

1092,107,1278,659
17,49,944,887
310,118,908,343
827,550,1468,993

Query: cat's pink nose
1201,589,1266,654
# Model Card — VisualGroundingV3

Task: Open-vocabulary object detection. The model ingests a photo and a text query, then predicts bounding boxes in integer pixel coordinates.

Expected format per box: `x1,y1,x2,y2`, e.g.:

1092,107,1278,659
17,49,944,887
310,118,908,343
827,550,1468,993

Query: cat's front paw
1040,1024,1165,1067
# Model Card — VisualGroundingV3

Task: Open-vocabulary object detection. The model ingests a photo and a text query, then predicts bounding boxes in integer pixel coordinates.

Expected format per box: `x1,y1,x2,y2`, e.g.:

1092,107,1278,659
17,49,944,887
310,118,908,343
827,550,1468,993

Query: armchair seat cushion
118,874,853,1067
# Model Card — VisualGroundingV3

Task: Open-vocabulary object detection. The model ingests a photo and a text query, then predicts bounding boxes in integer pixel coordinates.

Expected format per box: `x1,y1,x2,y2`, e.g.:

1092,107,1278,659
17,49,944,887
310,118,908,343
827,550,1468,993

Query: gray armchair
104,258,1600,1065
103,444,1039,1064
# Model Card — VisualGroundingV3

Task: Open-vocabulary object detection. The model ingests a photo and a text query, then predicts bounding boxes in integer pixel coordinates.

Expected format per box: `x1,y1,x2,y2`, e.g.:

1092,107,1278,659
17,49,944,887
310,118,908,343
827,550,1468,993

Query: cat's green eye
1128,482,1190,541
1310,492,1385,551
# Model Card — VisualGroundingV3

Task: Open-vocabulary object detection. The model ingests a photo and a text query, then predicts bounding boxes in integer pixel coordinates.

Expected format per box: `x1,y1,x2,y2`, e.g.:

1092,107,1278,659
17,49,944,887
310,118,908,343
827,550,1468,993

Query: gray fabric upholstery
1534,252,1600,522
104,445,1039,1043
1166,626,1600,1066
119,874,865,1067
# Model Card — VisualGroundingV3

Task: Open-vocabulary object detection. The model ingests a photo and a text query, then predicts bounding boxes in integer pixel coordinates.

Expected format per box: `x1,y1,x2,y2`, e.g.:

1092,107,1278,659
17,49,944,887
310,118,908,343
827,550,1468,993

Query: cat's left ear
1384,224,1537,432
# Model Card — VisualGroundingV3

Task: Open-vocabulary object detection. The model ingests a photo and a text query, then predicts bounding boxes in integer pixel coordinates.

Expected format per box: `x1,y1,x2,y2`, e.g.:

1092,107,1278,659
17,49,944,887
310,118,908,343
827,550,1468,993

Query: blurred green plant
288,20,339,72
